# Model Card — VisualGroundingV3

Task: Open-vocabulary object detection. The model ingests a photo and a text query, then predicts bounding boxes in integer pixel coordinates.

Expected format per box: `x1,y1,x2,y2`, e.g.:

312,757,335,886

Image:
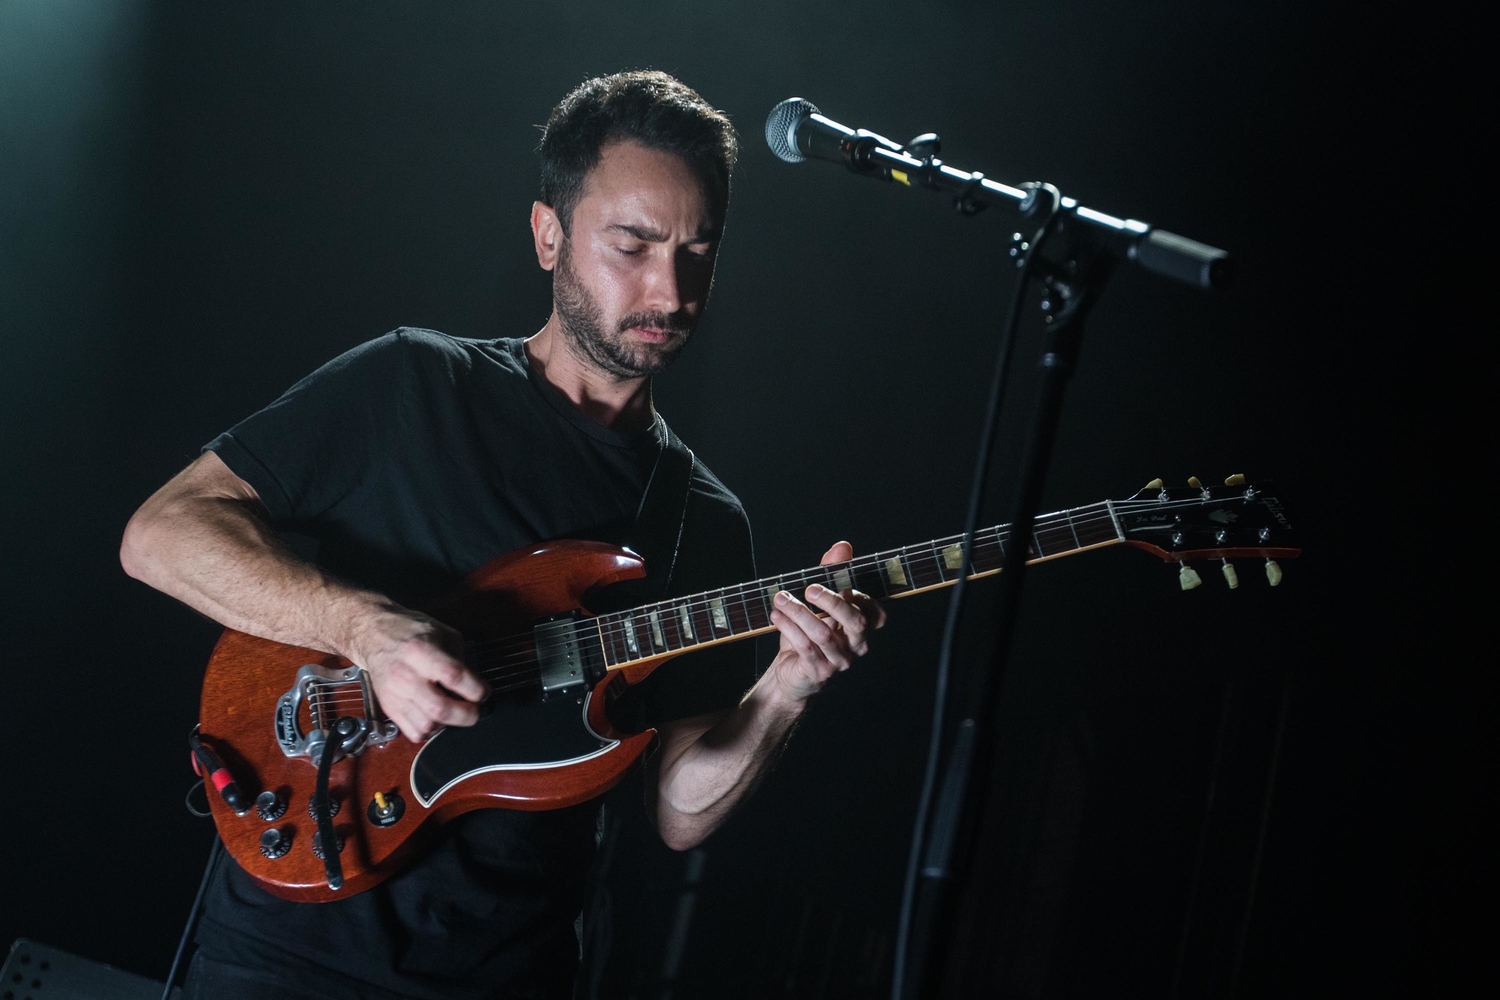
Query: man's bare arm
120,451,487,741
646,542,885,850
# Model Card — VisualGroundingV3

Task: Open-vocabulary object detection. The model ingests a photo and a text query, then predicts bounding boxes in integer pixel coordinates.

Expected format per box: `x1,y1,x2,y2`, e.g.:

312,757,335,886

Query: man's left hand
767,541,886,704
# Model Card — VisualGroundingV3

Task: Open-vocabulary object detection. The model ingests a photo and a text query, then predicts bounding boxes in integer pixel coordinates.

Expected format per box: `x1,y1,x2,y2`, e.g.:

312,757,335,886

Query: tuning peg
1224,473,1247,486
1187,476,1202,488
1221,559,1239,589
1264,559,1283,587
1178,564,1203,591
1144,478,1164,490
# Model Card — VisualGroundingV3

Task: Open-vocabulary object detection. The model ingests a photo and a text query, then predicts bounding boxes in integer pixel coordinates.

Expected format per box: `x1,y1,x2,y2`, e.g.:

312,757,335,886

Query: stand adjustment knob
259,827,291,859
255,790,287,821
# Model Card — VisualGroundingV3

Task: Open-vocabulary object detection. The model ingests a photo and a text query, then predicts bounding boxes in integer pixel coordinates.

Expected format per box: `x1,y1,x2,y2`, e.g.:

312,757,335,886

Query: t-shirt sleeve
204,332,409,529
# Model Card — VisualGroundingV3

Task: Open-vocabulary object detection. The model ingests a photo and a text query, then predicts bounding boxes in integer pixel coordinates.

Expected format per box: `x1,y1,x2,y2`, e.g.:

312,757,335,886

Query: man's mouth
629,327,675,344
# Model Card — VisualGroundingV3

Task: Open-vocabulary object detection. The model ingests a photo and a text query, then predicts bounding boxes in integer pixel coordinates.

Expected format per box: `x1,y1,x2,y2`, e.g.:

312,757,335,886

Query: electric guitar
195,475,1299,902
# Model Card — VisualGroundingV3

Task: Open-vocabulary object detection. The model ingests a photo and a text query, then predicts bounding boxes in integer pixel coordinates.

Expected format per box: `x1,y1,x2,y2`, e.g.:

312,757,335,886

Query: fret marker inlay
678,604,695,642
833,567,852,592
885,557,908,588
710,597,729,630
648,610,665,648
623,618,638,654
942,544,964,571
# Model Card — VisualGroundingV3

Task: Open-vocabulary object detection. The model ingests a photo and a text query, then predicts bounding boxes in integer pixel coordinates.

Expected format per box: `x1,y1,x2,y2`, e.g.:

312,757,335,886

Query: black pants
182,951,578,1000
182,952,421,1000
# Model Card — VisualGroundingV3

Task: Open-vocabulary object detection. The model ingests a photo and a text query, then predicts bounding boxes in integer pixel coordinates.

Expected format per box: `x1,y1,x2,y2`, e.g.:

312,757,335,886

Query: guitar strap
626,420,695,601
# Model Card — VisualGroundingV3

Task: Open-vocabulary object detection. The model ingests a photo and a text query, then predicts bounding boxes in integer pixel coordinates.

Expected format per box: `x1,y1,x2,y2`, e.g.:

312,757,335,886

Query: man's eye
616,246,644,257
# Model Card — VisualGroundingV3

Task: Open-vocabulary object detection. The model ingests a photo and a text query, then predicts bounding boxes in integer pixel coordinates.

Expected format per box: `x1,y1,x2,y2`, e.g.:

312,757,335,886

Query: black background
0,1,1483,996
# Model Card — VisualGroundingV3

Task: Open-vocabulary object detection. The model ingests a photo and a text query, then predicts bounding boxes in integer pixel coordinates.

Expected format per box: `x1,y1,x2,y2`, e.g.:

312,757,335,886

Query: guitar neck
595,500,1126,671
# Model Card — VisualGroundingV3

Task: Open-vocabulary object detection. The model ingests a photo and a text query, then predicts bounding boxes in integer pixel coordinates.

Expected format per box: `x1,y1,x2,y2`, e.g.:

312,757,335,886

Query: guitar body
199,540,666,903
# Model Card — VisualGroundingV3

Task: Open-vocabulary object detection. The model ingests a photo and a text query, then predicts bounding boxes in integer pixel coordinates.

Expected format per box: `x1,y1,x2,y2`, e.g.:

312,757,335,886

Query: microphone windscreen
764,98,819,163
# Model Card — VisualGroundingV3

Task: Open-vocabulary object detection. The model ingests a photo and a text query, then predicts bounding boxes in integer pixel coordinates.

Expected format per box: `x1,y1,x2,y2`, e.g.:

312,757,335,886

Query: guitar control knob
311,829,344,860
259,827,292,859
308,793,341,819
256,790,287,821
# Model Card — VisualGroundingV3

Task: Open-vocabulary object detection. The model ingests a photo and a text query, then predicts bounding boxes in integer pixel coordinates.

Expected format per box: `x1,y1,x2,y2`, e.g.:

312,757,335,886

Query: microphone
764,97,900,168
762,97,1231,290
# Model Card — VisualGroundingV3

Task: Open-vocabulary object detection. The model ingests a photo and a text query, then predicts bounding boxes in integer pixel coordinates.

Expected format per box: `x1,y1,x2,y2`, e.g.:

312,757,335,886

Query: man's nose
641,253,683,316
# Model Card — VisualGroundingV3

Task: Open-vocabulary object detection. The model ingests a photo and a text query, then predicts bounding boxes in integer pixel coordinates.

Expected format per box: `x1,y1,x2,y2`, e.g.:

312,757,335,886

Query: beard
553,240,693,380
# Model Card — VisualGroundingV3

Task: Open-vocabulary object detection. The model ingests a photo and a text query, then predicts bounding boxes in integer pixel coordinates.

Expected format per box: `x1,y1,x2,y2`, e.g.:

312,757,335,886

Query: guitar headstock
1114,474,1300,590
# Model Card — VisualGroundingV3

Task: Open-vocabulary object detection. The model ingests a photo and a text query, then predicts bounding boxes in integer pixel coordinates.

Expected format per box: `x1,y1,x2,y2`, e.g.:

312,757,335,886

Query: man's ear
531,201,562,272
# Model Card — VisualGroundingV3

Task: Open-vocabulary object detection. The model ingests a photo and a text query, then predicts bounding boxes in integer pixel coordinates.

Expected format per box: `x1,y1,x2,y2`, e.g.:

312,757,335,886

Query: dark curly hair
538,70,738,234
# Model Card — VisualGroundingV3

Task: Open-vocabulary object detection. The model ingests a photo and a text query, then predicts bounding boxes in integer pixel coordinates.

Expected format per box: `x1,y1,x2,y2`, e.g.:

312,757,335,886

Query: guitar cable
164,727,230,1000
889,187,1062,1000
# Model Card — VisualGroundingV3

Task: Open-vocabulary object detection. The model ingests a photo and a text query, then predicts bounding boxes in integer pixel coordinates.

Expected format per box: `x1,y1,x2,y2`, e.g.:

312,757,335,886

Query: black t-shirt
195,329,757,999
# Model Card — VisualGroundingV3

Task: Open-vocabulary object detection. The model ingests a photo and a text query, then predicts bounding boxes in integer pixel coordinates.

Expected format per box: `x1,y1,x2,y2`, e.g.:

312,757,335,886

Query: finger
804,583,866,636
382,699,425,744
820,540,854,566
770,605,821,661
846,589,888,630
774,592,850,669
415,646,489,702
410,679,480,728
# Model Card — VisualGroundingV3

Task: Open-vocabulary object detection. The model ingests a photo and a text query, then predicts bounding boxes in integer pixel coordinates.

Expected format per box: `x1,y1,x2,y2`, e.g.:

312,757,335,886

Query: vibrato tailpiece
275,663,398,761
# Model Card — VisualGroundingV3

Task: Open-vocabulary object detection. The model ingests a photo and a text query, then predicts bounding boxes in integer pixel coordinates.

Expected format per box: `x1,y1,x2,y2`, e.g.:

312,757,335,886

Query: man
121,71,883,998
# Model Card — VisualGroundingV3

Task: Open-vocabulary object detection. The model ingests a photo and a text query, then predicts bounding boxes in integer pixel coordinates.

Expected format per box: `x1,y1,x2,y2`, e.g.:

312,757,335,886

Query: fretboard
593,499,1125,671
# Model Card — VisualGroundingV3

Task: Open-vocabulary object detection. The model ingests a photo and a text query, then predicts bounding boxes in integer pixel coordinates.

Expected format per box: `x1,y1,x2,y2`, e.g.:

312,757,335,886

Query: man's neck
524,319,656,433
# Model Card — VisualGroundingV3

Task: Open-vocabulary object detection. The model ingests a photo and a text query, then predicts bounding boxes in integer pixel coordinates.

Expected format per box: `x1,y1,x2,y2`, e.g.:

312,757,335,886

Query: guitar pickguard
408,690,615,807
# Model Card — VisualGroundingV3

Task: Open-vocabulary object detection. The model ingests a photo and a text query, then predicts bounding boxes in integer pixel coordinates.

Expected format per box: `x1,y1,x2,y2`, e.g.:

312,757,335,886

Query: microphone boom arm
769,99,1232,290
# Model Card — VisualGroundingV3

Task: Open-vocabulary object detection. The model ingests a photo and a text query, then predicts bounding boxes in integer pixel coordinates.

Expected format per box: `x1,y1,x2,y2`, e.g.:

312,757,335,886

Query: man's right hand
346,605,491,743
122,451,490,745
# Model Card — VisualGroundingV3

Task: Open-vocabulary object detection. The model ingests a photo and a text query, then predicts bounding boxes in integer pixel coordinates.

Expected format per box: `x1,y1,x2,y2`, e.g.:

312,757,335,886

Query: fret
927,539,947,584
1063,508,1082,550
596,615,621,667
1104,499,1126,542
729,586,762,633
1034,515,1076,559
904,545,942,591
661,601,688,649
1030,526,1048,560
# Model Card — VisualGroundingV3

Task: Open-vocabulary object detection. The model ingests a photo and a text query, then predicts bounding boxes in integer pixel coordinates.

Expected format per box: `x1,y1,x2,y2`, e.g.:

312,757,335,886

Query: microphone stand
766,111,1229,996
815,131,1217,997
901,183,1120,998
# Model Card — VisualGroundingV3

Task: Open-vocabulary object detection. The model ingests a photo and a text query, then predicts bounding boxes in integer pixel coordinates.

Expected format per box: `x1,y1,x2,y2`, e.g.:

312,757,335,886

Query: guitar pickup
533,614,605,700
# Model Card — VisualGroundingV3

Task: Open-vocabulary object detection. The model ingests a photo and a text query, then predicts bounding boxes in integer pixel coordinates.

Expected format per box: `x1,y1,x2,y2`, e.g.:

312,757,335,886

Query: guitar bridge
275,663,398,760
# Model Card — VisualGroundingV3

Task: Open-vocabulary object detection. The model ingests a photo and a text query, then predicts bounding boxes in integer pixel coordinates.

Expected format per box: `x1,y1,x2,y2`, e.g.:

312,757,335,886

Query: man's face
546,140,720,379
